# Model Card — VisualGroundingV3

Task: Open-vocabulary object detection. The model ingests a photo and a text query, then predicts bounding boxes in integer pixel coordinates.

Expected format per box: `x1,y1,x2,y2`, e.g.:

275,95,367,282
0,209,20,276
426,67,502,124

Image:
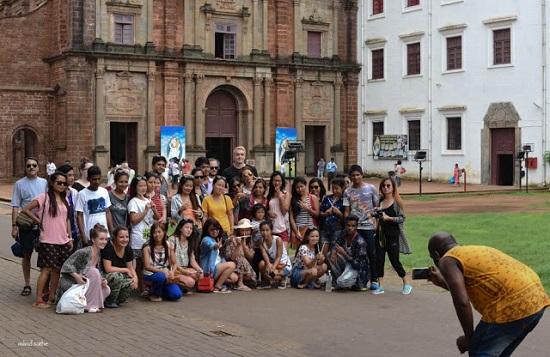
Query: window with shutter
493,29,511,65
447,117,462,150
372,0,384,15
307,31,322,58
371,49,384,79
114,14,134,45
407,42,421,75
408,120,420,150
215,24,237,59
446,36,462,70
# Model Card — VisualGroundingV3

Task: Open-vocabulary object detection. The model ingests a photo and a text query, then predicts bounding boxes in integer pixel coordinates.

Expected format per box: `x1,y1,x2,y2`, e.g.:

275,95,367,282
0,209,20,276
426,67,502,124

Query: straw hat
234,218,254,229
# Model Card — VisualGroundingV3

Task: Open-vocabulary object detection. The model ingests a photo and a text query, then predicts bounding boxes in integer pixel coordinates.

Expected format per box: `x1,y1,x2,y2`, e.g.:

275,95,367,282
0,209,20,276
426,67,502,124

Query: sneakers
402,285,412,295
257,281,272,289
369,281,379,290
277,280,287,290
371,287,385,295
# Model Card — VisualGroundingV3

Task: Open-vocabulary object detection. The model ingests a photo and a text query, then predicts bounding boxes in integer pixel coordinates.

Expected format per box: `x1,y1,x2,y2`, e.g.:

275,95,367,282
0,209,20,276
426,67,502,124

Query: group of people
9,149,548,356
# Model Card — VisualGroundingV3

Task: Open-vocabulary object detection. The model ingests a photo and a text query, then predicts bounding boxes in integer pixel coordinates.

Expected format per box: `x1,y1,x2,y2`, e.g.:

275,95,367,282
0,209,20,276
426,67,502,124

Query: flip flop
21,285,31,296
32,300,50,309
213,286,231,294
149,296,163,302
234,285,251,292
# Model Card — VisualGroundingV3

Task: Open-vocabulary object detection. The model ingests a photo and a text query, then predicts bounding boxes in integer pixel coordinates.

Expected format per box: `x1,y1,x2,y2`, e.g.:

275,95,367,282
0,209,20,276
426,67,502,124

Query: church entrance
205,90,238,170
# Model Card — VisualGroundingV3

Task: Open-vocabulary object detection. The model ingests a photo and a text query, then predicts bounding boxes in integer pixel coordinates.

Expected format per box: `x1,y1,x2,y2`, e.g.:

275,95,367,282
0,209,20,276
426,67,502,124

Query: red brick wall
152,0,165,51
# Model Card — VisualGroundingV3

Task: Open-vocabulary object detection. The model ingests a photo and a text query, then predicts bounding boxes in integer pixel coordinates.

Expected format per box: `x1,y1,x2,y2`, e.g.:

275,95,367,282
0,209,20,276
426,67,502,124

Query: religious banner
373,135,408,160
275,127,297,178
161,126,186,161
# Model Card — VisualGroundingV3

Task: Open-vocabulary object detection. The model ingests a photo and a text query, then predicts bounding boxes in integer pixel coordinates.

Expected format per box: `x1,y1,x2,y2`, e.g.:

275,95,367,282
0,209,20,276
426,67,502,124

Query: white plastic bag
56,279,89,314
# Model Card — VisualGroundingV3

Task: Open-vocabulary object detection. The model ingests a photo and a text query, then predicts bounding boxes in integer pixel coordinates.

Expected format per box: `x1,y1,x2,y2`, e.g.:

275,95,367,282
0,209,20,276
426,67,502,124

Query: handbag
197,272,215,293
11,240,24,258
15,212,36,231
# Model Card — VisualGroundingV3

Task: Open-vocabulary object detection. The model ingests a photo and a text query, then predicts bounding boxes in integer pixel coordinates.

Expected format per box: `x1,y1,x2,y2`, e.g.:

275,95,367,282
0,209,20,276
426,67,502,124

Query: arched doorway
205,90,238,170
12,128,39,178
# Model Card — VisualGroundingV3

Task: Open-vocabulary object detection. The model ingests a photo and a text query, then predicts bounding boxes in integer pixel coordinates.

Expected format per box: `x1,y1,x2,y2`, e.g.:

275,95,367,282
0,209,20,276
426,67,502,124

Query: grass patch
401,212,550,292
402,190,550,202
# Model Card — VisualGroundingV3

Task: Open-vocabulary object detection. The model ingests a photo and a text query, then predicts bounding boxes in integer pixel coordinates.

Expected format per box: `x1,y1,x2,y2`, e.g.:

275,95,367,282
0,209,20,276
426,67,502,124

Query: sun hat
234,218,254,230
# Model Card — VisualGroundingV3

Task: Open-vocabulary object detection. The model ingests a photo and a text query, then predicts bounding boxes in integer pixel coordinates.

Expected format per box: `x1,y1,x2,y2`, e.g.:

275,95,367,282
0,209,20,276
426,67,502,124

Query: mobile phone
412,267,431,280
269,271,276,279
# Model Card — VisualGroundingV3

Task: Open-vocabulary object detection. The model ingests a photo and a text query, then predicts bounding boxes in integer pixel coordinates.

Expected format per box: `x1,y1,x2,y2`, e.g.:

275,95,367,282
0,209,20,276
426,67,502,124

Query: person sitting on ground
102,226,137,308
427,232,549,356
56,223,111,312
168,218,204,293
327,215,369,291
257,220,292,289
142,222,182,302
224,219,257,291
249,203,267,277
290,227,327,289
199,218,238,294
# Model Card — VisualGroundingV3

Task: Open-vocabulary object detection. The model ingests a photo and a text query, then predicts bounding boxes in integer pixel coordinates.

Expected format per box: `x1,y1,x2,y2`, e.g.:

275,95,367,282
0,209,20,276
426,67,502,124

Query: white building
358,0,550,186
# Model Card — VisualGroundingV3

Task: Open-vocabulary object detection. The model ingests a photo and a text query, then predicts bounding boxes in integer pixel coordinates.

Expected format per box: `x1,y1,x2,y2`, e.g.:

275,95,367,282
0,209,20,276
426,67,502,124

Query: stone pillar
246,109,254,152
93,59,109,174
263,77,272,147
184,72,194,147
333,77,342,148
294,76,304,175
195,74,205,149
147,0,153,42
144,63,157,172
253,76,263,148
252,0,258,49
332,0,339,56
194,0,201,45
293,0,301,54
262,0,268,50
163,62,180,126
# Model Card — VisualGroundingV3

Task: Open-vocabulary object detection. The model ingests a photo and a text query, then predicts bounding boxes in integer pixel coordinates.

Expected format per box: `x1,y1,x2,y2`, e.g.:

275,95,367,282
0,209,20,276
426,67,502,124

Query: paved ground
0,179,548,356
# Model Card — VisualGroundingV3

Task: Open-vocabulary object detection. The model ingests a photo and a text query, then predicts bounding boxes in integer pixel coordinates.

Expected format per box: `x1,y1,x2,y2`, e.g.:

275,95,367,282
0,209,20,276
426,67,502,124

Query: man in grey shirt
11,157,47,296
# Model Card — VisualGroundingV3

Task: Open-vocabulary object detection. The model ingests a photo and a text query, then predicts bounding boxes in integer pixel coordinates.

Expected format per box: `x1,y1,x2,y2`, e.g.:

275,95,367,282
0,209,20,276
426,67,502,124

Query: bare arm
77,211,88,245
11,206,19,239
21,200,41,225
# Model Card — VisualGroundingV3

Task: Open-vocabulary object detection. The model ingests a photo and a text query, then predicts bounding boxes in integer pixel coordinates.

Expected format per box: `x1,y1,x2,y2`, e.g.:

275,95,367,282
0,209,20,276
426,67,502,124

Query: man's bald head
428,231,459,256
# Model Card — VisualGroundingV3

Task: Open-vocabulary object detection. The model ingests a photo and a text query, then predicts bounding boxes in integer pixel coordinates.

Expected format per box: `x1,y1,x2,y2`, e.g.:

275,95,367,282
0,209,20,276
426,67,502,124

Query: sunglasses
210,166,219,170
55,181,68,186
232,183,242,189
26,164,38,168
209,227,220,231
310,185,320,189
135,175,147,181
194,175,204,179
382,184,393,188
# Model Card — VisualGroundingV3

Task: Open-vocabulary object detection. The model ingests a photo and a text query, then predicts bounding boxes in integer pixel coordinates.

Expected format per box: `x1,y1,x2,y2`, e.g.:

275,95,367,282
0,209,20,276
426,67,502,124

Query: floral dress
224,236,257,281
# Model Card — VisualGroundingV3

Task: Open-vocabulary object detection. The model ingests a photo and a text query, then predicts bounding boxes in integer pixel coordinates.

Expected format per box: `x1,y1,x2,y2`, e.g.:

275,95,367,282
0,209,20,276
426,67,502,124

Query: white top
75,187,111,238
128,197,154,249
262,235,292,270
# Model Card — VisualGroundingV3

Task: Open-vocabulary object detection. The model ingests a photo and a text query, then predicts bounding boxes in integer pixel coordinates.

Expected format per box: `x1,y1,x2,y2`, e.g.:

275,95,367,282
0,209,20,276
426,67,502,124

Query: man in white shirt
46,160,56,176
76,165,113,245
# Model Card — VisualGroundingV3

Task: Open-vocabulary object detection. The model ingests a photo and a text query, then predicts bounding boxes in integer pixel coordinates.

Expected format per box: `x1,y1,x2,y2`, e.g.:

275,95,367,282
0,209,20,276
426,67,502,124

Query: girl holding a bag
56,223,111,312
22,172,73,308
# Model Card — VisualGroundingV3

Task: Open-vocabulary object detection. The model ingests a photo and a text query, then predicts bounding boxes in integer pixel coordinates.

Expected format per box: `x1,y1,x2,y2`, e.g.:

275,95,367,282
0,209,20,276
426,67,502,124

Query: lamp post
414,150,427,197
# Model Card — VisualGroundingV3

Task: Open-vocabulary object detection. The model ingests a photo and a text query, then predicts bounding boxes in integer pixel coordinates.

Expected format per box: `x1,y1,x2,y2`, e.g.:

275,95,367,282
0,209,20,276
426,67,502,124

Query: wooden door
490,128,515,185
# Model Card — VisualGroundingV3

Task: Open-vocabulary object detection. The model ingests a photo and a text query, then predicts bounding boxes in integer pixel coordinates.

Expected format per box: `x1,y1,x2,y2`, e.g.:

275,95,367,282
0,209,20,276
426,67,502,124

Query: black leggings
376,232,406,278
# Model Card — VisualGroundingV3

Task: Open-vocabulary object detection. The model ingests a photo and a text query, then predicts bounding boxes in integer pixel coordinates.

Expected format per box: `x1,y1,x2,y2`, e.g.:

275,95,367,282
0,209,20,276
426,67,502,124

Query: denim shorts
290,267,303,287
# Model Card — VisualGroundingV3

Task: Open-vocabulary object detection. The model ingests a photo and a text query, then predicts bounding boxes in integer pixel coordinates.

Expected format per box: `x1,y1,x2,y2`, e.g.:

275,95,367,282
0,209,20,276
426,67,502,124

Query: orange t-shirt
443,246,549,323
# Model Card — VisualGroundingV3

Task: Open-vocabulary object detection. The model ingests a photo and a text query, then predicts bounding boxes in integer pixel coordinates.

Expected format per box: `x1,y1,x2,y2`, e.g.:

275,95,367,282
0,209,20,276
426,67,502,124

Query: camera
412,267,431,280
371,208,383,219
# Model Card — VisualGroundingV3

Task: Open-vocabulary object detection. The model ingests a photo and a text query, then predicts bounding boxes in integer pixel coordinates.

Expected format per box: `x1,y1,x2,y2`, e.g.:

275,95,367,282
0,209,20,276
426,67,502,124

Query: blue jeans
468,308,546,356
144,272,182,300
357,229,377,282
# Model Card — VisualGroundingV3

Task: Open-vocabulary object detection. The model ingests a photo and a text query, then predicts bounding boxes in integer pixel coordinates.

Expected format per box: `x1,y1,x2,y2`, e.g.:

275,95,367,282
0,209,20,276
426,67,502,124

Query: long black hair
173,218,198,261
46,172,69,218
266,171,286,202
290,176,308,217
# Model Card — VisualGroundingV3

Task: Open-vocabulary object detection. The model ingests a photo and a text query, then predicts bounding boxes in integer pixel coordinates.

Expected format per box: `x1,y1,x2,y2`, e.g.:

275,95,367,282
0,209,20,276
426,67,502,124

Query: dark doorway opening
206,138,232,170
12,128,38,178
497,154,514,185
110,122,138,171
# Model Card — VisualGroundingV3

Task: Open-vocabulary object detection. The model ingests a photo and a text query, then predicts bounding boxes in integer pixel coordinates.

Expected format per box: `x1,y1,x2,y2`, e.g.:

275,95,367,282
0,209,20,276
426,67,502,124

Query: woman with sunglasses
308,178,326,203
240,167,256,195
228,177,245,223
199,218,238,293
57,164,81,251
171,175,203,228
191,167,207,207
22,172,73,308
373,177,412,295
202,176,234,236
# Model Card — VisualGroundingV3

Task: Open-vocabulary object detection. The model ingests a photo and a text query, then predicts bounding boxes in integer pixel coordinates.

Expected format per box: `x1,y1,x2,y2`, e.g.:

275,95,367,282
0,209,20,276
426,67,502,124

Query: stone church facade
0,0,359,182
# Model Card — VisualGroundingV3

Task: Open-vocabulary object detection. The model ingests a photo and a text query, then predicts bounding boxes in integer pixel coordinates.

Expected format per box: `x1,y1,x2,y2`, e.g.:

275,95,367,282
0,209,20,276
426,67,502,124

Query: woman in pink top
22,172,73,308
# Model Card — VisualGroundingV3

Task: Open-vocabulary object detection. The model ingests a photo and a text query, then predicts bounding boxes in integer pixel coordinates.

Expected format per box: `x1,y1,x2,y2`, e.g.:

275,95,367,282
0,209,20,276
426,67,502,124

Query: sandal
277,281,287,290
297,284,306,289
21,285,31,296
32,300,50,309
140,290,150,298
213,286,231,294
149,295,163,302
234,285,251,292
